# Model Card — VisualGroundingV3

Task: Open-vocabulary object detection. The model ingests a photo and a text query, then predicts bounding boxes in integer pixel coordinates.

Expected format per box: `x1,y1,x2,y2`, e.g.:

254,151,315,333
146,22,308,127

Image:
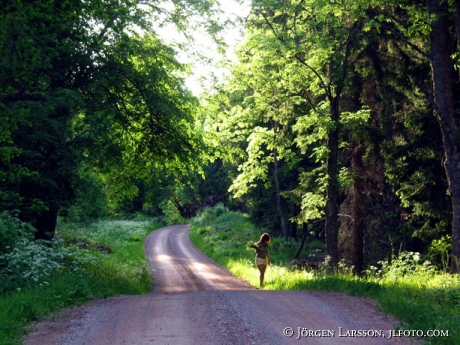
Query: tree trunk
352,142,366,274
132,179,145,212
455,0,460,65
33,205,59,241
325,98,340,268
294,219,326,259
294,223,309,259
426,0,460,272
273,148,289,241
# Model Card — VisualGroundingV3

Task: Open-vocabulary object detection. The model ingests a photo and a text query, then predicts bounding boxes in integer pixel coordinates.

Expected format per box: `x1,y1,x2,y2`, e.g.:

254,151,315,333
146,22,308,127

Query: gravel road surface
24,225,421,345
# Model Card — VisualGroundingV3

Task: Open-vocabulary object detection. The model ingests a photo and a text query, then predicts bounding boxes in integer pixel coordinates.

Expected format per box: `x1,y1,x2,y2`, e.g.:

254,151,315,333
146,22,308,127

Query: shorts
256,257,267,266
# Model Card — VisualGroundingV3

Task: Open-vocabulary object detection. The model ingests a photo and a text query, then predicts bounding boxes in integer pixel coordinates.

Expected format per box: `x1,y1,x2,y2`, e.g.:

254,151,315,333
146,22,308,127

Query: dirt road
24,225,420,345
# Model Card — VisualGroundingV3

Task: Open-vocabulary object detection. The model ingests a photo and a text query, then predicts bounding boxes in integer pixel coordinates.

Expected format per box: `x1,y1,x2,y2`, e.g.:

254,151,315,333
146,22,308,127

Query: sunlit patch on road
145,225,251,293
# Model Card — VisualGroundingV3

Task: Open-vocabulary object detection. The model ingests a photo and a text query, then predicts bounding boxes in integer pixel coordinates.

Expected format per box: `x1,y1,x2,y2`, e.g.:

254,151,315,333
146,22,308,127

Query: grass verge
0,216,164,345
189,205,459,345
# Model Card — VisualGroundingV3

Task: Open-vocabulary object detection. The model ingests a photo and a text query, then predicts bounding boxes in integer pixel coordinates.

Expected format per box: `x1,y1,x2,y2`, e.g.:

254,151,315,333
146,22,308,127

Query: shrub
0,237,96,294
428,235,452,271
378,251,436,281
0,211,35,255
64,171,109,222
159,200,184,224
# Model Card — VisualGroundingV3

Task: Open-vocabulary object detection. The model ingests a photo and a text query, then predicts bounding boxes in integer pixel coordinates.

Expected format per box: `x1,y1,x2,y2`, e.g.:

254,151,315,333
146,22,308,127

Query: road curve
24,225,420,345
144,224,250,293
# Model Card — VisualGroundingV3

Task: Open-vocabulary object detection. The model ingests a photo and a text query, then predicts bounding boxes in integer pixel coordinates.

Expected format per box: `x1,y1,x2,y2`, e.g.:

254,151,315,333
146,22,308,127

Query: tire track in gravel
24,225,421,345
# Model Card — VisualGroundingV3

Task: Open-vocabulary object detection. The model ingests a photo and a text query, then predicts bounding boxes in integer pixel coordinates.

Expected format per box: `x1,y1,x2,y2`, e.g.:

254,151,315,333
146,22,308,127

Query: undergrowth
0,212,163,345
189,205,459,345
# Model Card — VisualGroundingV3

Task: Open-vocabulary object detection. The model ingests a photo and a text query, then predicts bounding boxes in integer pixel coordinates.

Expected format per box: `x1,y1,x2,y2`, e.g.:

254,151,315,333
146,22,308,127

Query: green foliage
0,0,209,239
0,237,95,294
193,203,229,225
190,205,261,260
160,200,185,225
300,192,326,221
190,205,299,262
246,241,258,251
64,170,109,222
428,236,452,272
366,251,436,283
0,211,34,255
191,211,460,344
78,32,201,171
0,218,164,344
196,0,460,274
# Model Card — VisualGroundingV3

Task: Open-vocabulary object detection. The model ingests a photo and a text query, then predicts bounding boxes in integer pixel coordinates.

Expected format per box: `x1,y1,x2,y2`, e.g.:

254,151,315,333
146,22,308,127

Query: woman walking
255,233,270,288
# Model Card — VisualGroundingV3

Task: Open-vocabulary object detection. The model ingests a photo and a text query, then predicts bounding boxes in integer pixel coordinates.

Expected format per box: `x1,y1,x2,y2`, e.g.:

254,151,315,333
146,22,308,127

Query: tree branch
376,18,430,60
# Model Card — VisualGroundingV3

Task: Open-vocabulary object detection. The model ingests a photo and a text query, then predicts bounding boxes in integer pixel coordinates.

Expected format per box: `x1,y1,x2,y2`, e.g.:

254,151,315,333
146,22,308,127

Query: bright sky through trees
155,0,251,96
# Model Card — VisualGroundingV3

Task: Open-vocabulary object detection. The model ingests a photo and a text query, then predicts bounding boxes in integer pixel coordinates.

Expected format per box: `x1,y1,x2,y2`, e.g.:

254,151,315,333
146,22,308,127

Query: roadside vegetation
189,205,460,345
1,1,460,344
0,212,163,345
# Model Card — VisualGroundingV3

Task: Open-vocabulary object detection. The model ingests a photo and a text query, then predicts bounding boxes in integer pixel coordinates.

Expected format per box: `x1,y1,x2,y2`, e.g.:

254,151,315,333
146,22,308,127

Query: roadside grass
58,217,163,293
189,205,459,345
0,216,163,345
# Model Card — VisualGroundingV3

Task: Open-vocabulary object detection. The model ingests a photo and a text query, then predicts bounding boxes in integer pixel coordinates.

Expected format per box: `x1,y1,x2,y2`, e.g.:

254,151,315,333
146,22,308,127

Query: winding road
24,225,419,345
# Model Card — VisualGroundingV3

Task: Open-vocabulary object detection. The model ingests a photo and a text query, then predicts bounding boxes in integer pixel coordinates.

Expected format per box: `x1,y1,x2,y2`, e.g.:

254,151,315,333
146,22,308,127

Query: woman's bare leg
257,264,266,287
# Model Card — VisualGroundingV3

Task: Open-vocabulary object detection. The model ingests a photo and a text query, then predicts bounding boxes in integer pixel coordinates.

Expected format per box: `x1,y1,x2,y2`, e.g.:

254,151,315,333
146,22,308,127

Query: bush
63,171,108,223
160,200,184,224
0,237,96,294
0,211,35,255
428,235,452,271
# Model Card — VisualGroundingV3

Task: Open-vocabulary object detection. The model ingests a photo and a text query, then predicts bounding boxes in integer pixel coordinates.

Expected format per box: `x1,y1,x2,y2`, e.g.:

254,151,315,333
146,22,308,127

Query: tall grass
190,205,460,345
0,215,164,345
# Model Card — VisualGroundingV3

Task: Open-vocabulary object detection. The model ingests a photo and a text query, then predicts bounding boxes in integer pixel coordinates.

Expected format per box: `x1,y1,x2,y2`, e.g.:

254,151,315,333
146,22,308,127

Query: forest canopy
1,0,459,273
0,0,213,239
202,0,460,273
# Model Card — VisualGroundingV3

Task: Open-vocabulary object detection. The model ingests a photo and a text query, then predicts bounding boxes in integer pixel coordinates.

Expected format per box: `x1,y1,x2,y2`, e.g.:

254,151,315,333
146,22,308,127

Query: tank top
256,242,269,258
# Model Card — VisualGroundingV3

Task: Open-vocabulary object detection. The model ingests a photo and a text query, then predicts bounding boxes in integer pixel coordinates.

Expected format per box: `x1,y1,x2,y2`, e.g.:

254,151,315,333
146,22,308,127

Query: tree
368,0,460,271
244,0,371,266
0,0,212,239
203,28,307,238
426,0,460,272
